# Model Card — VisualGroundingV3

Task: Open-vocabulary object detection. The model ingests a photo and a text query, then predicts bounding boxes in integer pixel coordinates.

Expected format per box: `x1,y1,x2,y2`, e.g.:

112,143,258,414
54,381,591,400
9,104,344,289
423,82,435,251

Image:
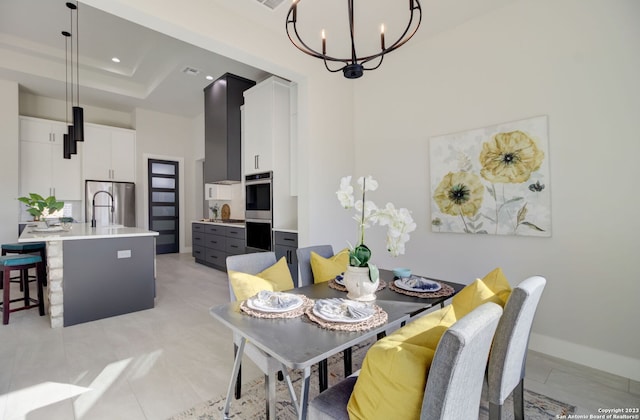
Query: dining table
209,269,465,420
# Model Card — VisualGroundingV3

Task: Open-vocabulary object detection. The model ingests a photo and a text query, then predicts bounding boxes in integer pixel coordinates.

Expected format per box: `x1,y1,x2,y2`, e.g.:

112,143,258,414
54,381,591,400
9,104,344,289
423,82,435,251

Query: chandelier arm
360,54,385,72
286,13,351,64
381,2,422,55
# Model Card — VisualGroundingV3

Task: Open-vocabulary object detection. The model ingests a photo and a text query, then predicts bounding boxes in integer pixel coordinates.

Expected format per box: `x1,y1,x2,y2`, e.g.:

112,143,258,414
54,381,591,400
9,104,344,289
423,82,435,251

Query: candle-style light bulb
322,29,326,55
380,24,385,50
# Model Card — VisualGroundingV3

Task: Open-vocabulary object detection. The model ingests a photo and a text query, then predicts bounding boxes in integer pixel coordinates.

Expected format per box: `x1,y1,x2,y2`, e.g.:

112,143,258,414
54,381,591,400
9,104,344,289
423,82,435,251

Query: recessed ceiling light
111,57,120,63
206,75,214,80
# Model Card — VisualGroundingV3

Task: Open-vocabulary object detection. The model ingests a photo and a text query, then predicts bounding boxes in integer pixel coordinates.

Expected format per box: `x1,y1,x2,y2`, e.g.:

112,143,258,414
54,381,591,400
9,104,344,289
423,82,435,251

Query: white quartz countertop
18,223,159,242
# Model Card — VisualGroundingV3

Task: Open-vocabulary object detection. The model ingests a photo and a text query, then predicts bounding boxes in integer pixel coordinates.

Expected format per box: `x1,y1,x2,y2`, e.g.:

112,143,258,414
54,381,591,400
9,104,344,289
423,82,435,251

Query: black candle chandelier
286,0,422,79
62,1,84,159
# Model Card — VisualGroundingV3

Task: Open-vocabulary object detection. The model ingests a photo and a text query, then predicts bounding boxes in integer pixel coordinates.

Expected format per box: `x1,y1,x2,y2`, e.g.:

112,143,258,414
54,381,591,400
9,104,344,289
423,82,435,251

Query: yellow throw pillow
347,305,458,420
228,257,294,301
310,248,349,283
228,271,274,301
257,256,295,292
452,267,512,318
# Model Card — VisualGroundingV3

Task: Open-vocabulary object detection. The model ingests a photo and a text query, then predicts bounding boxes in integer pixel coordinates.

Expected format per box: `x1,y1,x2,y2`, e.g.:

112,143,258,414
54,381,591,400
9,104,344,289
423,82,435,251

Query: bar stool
1,242,47,289
0,254,45,325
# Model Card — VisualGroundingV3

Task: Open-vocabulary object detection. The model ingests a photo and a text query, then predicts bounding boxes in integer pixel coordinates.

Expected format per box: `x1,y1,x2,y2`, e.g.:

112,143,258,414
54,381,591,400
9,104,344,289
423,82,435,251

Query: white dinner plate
246,292,303,313
312,298,374,323
394,277,442,293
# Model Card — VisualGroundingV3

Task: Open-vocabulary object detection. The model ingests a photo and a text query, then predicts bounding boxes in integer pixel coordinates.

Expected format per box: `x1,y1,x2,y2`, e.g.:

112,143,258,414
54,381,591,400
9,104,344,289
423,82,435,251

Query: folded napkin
315,298,374,320
254,290,298,309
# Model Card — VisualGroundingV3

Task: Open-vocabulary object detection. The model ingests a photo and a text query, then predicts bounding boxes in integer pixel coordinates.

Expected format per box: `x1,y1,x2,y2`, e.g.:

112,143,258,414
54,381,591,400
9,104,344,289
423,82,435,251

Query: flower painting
430,116,551,237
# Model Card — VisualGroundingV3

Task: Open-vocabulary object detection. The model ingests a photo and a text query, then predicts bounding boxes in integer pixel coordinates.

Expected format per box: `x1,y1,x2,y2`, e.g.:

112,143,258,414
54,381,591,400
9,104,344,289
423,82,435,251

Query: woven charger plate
389,279,455,298
328,278,387,292
240,295,313,319
305,303,388,332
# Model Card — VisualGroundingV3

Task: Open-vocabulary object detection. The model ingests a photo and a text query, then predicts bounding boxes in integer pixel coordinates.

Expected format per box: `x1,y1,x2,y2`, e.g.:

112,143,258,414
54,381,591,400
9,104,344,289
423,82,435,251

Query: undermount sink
200,219,245,223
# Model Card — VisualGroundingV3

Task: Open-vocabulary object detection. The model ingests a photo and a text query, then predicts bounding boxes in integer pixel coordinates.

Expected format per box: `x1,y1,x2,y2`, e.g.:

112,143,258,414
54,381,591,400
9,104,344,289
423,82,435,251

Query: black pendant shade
63,133,71,159
68,125,77,154
73,106,84,141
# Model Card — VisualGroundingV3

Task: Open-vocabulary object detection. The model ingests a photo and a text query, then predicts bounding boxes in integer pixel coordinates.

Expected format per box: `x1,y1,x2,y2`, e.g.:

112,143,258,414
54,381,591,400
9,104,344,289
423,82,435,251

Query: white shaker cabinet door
243,81,274,174
110,130,135,182
19,140,53,197
51,142,82,200
83,125,112,180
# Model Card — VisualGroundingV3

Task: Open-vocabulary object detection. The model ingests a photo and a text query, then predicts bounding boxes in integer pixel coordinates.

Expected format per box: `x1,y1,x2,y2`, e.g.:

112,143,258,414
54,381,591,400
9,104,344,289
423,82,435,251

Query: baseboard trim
529,332,640,382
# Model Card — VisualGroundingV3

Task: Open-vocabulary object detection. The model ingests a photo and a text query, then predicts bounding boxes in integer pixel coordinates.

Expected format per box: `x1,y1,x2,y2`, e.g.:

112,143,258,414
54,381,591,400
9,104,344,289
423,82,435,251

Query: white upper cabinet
83,124,136,182
243,76,292,175
19,116,82,200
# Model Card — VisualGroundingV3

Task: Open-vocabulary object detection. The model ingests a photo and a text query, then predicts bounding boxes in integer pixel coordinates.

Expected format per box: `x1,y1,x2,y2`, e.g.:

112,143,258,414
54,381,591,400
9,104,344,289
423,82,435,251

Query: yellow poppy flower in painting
434,171,484,217
479,131,544,184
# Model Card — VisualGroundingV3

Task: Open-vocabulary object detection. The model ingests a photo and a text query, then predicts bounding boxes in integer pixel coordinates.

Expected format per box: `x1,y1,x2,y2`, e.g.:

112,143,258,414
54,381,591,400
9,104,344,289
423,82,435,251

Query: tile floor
0,253,638,419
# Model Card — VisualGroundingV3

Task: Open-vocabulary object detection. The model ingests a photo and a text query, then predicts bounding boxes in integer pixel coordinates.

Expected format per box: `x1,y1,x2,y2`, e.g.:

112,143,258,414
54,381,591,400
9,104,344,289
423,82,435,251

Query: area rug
169,342,575,420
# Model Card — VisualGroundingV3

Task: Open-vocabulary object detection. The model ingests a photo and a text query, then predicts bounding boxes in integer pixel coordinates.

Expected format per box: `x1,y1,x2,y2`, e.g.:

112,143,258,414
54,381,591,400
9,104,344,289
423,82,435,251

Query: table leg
265,373,276,419
224,338,245,420
298,366,311,420
318,359,328,391
281,363,299,417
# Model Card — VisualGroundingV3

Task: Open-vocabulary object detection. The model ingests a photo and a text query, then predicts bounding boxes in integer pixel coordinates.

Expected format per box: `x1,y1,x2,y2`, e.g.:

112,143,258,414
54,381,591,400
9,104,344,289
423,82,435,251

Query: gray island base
19,223,158,328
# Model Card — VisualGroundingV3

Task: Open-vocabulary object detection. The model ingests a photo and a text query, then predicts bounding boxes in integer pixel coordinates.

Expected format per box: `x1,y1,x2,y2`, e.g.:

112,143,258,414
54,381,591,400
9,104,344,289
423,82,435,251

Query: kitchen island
19,223,158,328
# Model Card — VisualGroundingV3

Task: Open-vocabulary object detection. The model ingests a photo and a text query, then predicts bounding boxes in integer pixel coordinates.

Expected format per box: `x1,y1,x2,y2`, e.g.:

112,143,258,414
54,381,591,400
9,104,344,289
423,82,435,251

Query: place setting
389,268,455,298
240,290,313,319
305,298,388,332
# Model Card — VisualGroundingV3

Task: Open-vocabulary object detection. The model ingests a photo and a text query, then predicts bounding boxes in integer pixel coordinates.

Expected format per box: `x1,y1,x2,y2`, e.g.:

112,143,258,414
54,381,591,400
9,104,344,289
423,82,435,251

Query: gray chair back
487,276,546,411
307,302,502,420
295,245,334,287
225,252,277,302
420,302,503,420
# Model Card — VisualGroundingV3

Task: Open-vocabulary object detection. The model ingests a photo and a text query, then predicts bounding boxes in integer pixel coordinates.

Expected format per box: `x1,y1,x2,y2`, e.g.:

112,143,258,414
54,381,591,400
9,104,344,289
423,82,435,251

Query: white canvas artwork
430,115,551,237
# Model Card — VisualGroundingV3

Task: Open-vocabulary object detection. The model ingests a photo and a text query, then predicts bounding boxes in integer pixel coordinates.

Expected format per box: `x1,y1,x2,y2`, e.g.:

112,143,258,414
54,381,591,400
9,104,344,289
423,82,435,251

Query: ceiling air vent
256,0,286,10
181,66,201,76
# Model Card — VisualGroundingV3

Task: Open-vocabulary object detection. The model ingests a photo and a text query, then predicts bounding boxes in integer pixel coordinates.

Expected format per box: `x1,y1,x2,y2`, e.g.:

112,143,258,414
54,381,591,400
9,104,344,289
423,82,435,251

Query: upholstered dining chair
296,244,354,392
487,275,547,420
296,244,334,287
308,302,504,420
225,252,295,419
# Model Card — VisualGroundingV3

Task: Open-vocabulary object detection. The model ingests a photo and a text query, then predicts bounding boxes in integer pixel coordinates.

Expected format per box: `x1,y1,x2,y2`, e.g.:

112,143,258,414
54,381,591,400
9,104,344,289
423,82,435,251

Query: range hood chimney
203,73,256,184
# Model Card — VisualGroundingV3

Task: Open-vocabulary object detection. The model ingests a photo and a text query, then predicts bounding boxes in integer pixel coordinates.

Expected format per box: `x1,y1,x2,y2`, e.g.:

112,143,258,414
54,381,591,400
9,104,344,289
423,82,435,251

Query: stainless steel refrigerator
85,180,136,227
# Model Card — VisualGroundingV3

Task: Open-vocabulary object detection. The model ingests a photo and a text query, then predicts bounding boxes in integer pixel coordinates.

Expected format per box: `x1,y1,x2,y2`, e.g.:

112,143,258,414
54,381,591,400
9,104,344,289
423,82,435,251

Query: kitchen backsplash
207,183,244,220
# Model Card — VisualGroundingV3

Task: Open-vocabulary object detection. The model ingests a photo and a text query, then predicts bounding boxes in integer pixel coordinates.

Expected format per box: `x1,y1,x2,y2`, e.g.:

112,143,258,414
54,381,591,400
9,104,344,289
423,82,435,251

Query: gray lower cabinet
274,231,298,286
193,222,246,271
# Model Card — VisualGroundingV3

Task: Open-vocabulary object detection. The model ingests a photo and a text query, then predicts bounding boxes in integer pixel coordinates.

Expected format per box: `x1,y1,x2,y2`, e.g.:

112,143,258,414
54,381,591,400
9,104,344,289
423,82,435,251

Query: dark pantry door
148,159,179,254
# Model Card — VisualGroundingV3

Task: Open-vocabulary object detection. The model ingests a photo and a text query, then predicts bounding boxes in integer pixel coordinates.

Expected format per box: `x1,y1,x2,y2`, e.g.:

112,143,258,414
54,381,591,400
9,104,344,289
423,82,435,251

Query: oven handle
245,179,272,186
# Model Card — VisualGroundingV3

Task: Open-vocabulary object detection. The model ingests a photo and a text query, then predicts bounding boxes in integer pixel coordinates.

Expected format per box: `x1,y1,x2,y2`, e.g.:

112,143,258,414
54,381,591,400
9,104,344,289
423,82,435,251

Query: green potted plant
17,193,64,221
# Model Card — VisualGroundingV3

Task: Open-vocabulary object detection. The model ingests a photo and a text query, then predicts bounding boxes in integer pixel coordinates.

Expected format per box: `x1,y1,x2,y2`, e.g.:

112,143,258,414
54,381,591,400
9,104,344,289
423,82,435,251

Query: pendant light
66,1,84,142
62,30,72,159
286,0,422,79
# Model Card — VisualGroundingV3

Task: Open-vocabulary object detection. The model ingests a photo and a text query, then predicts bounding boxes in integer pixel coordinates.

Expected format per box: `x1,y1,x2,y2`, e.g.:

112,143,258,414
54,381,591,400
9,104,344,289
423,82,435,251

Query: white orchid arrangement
337,175,417,270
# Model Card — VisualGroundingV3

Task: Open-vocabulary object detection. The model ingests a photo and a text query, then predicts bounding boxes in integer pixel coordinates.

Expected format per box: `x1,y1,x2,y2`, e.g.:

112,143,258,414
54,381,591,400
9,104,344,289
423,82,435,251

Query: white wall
353,0,640,380
0,80,20,244
19,92,133,128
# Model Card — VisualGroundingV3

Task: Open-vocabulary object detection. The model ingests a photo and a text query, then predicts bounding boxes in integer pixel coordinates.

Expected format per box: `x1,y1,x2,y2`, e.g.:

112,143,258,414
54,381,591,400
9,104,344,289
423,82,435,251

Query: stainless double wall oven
245,171,273,252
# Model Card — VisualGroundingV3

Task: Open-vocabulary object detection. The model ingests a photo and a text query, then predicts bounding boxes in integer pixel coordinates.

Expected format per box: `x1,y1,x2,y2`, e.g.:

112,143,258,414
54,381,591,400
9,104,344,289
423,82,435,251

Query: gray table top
209,273,464,370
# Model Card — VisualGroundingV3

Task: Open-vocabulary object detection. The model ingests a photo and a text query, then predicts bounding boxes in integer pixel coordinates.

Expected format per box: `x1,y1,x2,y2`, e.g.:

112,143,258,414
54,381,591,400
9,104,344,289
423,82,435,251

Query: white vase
343,266,379,302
